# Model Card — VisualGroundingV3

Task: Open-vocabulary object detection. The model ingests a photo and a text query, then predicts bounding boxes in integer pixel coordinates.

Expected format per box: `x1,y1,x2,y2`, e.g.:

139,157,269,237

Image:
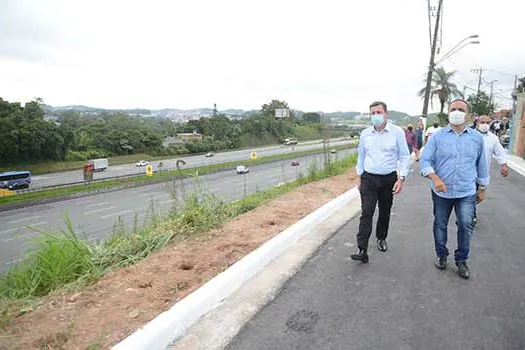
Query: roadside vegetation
0,143,356,208
0,97,349,175
0,153,357,328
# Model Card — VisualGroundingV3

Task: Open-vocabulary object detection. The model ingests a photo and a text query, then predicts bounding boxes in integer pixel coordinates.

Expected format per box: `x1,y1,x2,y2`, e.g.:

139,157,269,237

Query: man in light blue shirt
351,101,411,263
420,99,489,279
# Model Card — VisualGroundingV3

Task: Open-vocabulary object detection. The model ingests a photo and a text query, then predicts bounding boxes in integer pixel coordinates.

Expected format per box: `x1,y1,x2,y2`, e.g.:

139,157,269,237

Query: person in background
474,115,508,224
405,124,417,157
425,121,442,143
414,119,424,161
351,101,411,263
420,99,489,279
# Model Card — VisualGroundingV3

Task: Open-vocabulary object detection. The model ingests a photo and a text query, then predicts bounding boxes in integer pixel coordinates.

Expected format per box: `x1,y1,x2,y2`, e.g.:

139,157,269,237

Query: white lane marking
85,201,109,208
6,216,42,225
100,210,133,219
3,232,38,242
5,257,23,265
2,221,47,242
139,192,171,198
0,227,18,236
85,206,117,215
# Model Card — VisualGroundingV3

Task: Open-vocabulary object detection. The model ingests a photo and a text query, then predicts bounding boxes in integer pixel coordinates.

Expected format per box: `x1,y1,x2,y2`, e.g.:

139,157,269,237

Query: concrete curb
112,186,360,350
507,155,525,177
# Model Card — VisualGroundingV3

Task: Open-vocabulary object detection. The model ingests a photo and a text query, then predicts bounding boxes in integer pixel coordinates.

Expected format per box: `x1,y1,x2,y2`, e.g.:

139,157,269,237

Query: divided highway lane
0,148,356,272
30,138,355,189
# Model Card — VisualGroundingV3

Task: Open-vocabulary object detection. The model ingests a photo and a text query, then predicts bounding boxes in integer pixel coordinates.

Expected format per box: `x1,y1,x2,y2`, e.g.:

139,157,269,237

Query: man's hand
356,175,361,190
501,164,508,177
432,177,447,193
392,179,403,195
476,188,486,204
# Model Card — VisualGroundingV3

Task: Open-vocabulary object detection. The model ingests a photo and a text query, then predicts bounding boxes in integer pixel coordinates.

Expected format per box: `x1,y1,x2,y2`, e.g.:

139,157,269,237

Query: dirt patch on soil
1,172,357,350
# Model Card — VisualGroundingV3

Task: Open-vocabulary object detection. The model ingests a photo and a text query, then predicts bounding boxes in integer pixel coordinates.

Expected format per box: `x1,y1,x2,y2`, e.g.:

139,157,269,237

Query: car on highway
136,160,149,167
236,165,249,174
205,152,215,157
291,161,300,167
330,149,337,154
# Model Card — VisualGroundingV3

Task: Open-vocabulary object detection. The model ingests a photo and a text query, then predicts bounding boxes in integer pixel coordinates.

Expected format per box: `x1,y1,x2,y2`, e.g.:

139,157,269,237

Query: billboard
275,108,290,119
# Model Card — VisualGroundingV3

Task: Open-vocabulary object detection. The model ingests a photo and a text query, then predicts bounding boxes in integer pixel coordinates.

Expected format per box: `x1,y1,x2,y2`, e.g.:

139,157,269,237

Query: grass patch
0,143,356,208
0,153,357,329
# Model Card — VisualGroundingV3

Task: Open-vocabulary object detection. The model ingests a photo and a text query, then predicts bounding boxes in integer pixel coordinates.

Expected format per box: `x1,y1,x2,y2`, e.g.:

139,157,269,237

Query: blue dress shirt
420,125,489,199
356,122,411,177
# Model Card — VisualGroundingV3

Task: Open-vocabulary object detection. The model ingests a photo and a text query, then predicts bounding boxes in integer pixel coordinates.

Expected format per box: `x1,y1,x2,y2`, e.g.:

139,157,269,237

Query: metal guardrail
15,142,358,195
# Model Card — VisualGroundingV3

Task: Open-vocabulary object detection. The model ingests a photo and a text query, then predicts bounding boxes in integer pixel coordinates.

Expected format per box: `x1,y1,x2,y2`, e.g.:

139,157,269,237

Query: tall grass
0,153,357,325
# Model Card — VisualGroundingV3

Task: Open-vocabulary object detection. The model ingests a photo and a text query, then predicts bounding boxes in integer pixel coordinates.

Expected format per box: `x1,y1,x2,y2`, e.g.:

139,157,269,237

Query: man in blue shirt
351,101,411,263
420,99,489,279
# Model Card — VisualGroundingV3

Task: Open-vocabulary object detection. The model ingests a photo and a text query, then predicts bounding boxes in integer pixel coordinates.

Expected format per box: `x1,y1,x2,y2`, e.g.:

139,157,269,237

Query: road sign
251,152,257,160
146,165,153,177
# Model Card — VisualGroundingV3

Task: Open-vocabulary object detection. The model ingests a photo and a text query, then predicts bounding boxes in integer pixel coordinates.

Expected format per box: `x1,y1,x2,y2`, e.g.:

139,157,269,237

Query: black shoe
435,256,447,270
350,249,369,263
456,262,470,279
377,239,387,252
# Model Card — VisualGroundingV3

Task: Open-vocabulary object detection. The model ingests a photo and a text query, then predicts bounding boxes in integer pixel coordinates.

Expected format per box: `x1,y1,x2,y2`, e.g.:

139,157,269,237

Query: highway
29,139,356,189
0,148,356,273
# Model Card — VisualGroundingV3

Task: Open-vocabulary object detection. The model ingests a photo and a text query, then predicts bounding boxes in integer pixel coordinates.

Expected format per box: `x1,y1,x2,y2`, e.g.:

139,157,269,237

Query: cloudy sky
0,0,523,115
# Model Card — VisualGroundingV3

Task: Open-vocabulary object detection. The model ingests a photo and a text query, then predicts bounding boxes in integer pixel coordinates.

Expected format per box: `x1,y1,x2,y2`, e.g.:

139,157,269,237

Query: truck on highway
88,158,109,172
284,138,298,145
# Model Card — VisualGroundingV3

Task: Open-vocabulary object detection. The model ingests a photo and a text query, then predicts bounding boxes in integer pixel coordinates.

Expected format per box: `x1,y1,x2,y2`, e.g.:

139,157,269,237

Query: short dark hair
449,98,470,113
369,101,387,112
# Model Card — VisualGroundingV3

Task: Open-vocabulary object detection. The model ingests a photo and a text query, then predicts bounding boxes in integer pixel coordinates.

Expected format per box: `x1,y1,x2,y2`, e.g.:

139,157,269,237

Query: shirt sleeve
397,129,411,177
492,134,507,165
356,132,366,176
420,132,436,176
476,136,490,186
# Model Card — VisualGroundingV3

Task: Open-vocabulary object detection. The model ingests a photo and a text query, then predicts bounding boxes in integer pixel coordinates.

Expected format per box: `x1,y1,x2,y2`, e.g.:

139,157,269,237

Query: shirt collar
445,124,471,135
372,121,392,133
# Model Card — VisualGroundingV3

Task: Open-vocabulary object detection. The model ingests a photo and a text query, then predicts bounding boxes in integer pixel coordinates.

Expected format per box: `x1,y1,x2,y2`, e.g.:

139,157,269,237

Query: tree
261,99,291,118
302,112,321,123
418,67,461,114
467,91,497,116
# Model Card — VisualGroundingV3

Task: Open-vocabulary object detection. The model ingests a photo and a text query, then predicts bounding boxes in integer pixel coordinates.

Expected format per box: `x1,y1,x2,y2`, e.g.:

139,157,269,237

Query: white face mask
449,111,466,126
477,123,490,133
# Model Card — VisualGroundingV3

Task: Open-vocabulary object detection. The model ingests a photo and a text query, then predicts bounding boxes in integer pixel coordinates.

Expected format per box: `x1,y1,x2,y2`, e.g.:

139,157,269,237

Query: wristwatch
478,185,486,191
398,176,405,182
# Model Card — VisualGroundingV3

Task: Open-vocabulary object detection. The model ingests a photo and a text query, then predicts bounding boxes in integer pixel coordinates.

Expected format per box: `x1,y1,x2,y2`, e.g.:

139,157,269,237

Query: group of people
351,99,508,279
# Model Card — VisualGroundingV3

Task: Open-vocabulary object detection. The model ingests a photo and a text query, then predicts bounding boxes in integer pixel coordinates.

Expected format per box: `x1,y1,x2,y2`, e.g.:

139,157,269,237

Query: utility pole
471,67,484,94
463,85,467,99
213,103,217,118
488,80,497,106
421,0,443,124
512,74,518,113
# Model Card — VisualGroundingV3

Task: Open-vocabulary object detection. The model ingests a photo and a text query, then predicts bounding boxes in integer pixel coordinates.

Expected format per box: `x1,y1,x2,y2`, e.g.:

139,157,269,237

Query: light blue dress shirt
420,125,489,199
355,122,411,177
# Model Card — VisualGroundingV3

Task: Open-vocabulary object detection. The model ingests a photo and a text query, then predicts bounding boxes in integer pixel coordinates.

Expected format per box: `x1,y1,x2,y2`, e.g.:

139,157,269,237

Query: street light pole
421,0,443,124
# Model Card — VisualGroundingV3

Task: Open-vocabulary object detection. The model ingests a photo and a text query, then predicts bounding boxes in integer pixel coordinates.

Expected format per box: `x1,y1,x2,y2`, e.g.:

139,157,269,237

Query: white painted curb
112,186,360,350
507,154,525,177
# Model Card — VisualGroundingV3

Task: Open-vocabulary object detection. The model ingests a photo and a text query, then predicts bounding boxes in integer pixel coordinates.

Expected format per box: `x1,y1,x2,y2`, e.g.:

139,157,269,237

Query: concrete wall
510,93,525,157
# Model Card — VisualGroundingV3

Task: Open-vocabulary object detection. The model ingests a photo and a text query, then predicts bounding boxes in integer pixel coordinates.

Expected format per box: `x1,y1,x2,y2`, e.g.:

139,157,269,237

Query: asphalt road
0,148,356,273
28,138,355,189
227,162,525,350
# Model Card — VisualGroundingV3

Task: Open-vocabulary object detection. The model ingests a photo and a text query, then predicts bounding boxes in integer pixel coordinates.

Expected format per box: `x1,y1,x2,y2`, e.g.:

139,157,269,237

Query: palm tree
418,67,462,115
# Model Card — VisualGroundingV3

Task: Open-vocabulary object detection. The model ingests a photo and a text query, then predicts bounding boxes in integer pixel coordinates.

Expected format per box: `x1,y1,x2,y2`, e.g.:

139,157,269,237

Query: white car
205,152,215,157
236,165,249,174
136,160,149,167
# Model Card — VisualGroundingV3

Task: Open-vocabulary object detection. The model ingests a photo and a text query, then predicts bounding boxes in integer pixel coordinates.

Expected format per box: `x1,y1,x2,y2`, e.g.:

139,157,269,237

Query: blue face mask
371,114,385,126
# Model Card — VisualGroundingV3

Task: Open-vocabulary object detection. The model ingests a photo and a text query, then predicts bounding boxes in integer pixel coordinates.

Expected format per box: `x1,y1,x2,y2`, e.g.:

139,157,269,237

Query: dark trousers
357,171,398,250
